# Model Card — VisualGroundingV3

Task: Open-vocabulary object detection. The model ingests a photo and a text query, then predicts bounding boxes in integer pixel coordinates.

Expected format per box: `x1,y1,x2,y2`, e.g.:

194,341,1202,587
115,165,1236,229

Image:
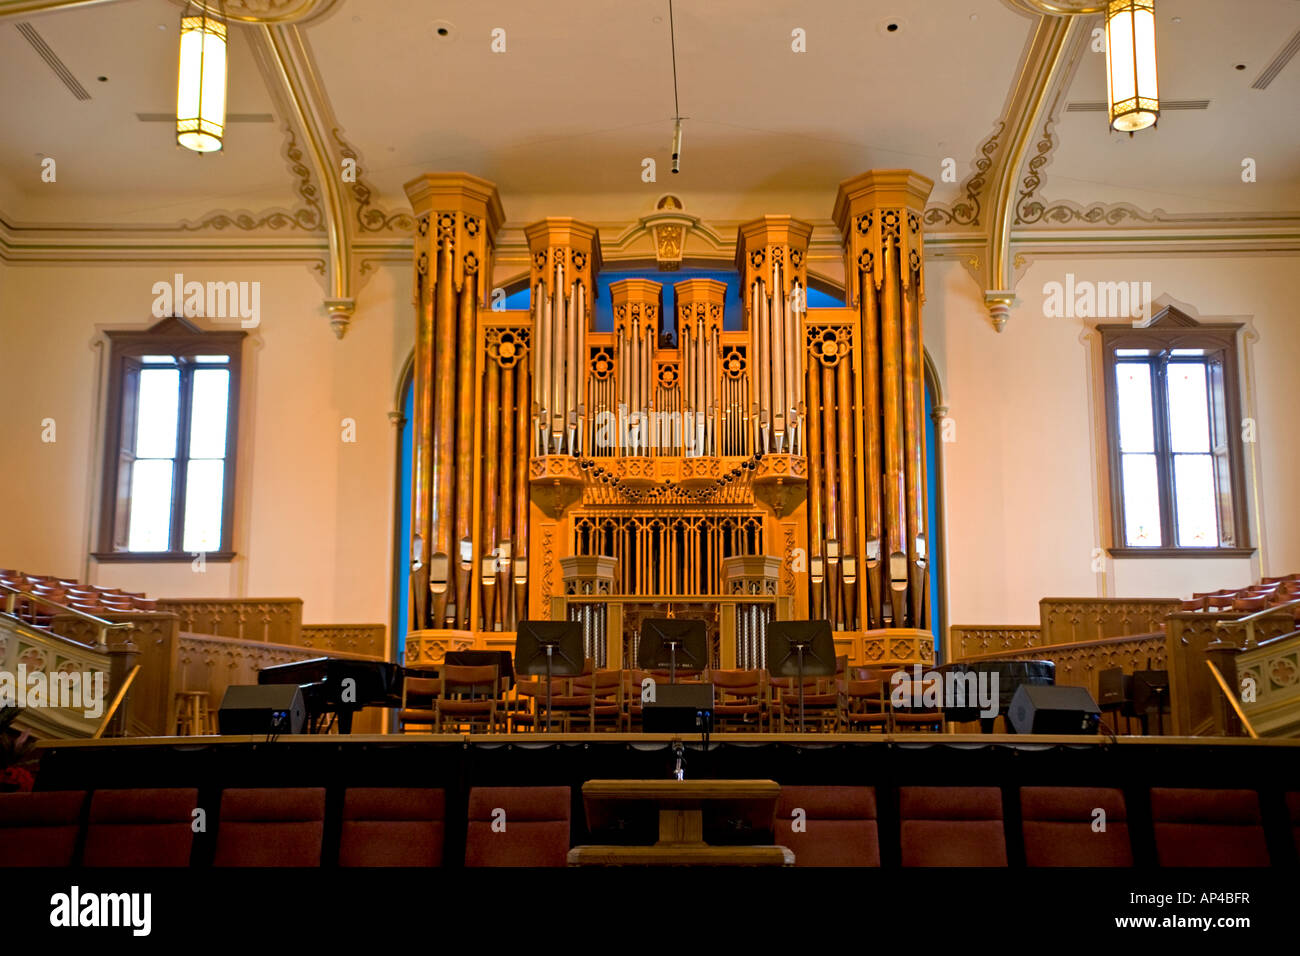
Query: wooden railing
1038,597,1183,645
957,631,1169,726
1165,609,1294,736
299,624,387,658
155,598,303,646
1200,600,1300,737
949,625,1043,658
0,586,139,739
176,633,386,734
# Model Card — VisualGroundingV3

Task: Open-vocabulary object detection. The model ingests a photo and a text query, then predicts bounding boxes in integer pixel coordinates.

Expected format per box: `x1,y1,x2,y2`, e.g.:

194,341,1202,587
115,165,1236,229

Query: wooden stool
175,690,215,736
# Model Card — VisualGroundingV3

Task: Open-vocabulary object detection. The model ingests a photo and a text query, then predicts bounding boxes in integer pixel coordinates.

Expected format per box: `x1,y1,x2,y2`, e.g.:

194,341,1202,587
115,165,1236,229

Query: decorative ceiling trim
982,11,1088,332
180,121,324,232
330,129,416,236
922,120,1002,229
254,21,354,336
1014,47,1300,231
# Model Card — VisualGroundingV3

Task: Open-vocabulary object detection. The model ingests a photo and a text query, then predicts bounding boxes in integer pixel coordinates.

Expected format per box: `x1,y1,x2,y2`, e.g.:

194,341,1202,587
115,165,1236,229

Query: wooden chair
432,664,503,733
621,669,651,731
770,674,839,732
705,669,767,732
565,669,624,732
888,670,942,732
837,677,890,733
398,675,439,732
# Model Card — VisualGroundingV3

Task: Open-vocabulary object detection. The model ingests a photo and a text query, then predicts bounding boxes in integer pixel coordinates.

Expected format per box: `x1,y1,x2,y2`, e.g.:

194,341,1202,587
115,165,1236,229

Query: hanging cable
668,0,684,173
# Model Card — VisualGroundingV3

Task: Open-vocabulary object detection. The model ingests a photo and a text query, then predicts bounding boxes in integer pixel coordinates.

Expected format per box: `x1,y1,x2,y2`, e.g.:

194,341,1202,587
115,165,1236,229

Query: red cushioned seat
84,788,198,867
1150,788,1269,867
0,791,86,867
214,788,325,867
775,786,880,866
1020,787,1132,867
465,786,570,867
899,786,1007,867
339,788,445,867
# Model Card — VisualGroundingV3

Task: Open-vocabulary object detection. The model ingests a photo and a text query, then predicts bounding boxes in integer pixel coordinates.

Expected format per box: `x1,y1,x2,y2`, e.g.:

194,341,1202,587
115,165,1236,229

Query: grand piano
935,660,1055,733
258,658,405,734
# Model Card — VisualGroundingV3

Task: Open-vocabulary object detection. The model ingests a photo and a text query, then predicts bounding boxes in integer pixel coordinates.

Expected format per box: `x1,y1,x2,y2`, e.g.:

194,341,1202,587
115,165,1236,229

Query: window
1100,307,1251,557
96,318,244,561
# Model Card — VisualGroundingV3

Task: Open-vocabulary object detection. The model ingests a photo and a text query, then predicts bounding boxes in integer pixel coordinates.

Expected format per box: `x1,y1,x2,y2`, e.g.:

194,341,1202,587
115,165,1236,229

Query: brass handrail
0,584,135,647
1205,660,1259,739
93,664,141,739
1215,597,1300,648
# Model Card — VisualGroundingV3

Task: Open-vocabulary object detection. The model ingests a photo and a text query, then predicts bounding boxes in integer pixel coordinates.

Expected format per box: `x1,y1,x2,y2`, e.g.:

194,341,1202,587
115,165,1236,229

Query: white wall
927,253,1300,625
0,260,409,627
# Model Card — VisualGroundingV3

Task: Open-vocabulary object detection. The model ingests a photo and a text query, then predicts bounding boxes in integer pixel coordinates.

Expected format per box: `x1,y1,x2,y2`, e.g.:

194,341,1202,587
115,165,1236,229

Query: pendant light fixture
1105,0,1159,133
176,1,229,152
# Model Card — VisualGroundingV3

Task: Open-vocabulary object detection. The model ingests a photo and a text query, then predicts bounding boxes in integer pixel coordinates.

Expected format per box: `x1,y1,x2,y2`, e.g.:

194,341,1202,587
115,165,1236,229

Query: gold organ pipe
758,281,771,450
770,260,786,449
862,276,884,630
806,358,825,617
513,350,530,626
749,282,760,453
881,238,908,624
551,257,565,450
430,233,457,626
568,281,579,451
534,280,549,455
577,282,587,454
497,361,515,628
821,361,841,629
412,224,435,628
836,353,858,630
789,281,802,454
902,274,925,626
453,281,477,629
480,357,501,631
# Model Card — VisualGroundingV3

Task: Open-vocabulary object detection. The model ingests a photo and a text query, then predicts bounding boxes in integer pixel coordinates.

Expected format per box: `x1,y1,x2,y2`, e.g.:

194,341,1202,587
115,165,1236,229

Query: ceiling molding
981,12,1088,333
1014,47,1300,232
254,21,354,336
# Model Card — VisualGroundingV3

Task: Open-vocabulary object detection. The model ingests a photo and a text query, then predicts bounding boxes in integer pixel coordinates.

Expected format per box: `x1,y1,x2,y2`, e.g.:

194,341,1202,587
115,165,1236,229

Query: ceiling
0,0,1297,231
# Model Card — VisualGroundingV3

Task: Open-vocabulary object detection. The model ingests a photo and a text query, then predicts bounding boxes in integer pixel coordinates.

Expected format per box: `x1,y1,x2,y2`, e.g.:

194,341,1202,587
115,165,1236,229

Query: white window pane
1115,348,1150,357
193,354,230,364
127,460,174,551
141,355,176,364
1174,454,1220,547
182,459,224,552
1167,363,1210,453
1115,363,1154,453
189,369,230,459
136,368,180,458
1121,453,1162,547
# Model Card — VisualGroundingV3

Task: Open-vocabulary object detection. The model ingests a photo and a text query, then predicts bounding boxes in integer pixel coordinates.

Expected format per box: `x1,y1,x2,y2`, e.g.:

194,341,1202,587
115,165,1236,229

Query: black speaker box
218,684,306,735
642,682,714,733
1008,684,1100,735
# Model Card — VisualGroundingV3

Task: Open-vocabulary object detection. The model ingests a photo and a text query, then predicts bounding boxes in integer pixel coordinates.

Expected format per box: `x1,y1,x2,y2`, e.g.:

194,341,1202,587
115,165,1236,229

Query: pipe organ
404,170,936,673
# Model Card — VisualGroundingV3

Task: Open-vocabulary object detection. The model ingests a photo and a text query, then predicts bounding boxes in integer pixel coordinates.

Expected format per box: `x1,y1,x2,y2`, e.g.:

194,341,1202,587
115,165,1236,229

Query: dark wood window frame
1099,306,1253,559
94,316,245,563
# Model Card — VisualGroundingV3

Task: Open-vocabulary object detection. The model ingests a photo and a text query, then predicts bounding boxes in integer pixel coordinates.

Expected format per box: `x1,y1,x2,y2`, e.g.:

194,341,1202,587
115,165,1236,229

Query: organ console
403,171,937,675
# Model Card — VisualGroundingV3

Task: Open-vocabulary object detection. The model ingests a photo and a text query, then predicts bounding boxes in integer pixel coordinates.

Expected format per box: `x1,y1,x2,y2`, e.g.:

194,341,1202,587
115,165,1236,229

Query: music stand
765,620,836,733
1133,669,1170,736
515,621,584,732
637,618,708,684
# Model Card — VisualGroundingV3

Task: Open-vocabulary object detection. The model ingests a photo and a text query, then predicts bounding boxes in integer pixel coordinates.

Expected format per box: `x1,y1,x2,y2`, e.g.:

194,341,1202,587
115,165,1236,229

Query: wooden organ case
403,171,936,673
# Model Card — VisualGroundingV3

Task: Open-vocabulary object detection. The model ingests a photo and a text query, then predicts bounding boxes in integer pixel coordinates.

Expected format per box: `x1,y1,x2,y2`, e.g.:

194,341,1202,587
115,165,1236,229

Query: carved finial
984,291,1015,333
325,298,355,338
